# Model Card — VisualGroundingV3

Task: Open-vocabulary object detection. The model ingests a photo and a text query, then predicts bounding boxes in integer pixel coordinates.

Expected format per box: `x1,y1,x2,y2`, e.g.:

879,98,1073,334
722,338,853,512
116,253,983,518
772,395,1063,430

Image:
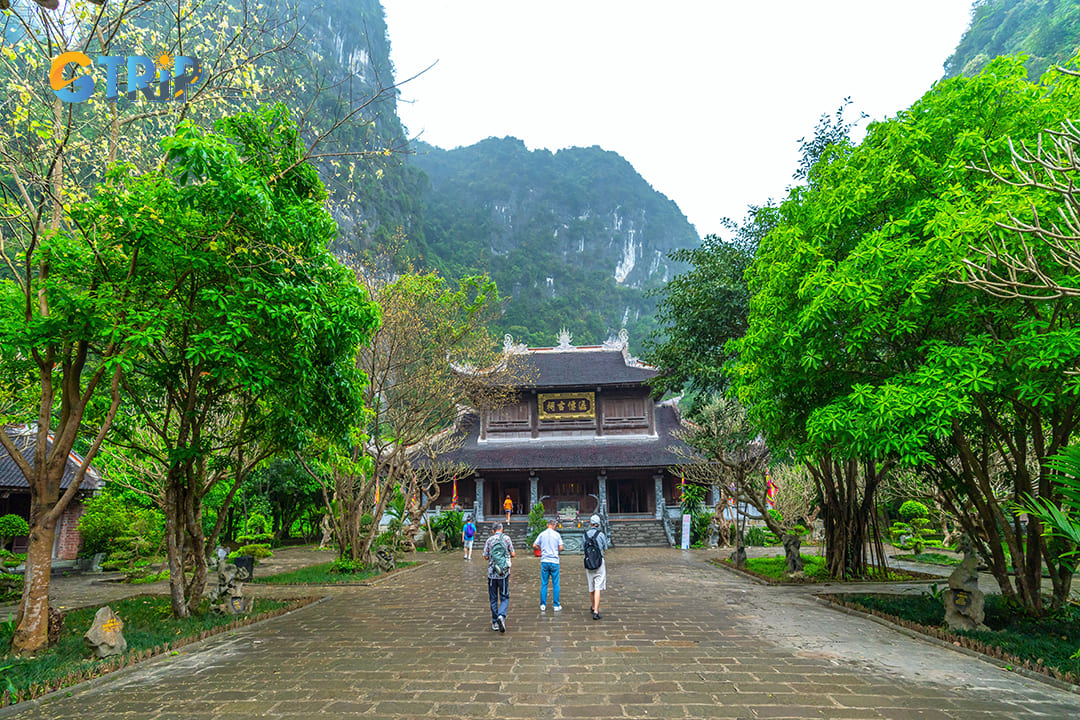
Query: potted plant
525,503,547,555
230,513,274,579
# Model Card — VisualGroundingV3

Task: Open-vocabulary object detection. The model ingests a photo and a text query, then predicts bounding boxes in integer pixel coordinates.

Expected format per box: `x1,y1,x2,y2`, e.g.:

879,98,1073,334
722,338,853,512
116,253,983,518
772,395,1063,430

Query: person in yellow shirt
504,495,513,524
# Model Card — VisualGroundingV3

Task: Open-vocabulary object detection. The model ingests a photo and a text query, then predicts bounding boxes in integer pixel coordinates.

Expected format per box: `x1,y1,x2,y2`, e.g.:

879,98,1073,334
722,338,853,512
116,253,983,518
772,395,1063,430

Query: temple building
438,330,692,547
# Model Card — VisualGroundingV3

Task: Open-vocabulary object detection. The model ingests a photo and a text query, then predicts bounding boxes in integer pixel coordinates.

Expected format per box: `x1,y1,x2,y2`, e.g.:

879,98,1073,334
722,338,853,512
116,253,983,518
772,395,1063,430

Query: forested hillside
945,0,1080,79
412,138,700,348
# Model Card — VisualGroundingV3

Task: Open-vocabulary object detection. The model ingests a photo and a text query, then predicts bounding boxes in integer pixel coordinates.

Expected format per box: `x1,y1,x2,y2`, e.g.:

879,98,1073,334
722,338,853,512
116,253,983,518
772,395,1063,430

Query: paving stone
3,548,1080,720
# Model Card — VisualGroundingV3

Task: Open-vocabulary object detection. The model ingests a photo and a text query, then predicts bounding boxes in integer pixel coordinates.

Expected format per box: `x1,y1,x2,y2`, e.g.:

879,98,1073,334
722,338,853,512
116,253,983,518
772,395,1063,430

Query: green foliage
0,515,28,549
898,501,930,522
100,509,165,582
690,511,711,547
237,514,273,546
525,503,548,547
679,483,707,515
744,526,767,547
77,494,132,557
0,572,23,603
740,555,831,581
431,510,465,549
329,558,366,575
228,544,274,561
251,560,416,585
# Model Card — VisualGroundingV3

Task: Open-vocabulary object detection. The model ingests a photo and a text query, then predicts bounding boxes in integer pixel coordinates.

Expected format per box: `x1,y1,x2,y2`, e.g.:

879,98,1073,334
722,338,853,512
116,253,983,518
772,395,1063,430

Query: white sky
382,1,976,239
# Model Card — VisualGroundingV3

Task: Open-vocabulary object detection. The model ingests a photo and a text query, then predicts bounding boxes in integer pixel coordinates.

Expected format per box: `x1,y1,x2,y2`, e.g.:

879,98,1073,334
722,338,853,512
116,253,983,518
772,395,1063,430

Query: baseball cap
590,515,600,526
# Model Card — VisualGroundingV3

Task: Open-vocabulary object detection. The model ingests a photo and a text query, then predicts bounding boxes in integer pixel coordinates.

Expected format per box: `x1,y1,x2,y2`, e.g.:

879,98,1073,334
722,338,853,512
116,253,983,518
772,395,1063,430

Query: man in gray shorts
583,514,610,620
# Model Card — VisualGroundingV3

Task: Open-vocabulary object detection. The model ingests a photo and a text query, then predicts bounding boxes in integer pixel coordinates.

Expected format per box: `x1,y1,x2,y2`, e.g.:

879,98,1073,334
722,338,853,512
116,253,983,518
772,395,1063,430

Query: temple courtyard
2,547,1079,719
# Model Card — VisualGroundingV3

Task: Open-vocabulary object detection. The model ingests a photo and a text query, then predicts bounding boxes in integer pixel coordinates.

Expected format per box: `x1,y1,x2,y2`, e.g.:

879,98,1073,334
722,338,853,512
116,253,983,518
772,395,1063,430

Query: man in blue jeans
533,517,564,611
483,523,515,632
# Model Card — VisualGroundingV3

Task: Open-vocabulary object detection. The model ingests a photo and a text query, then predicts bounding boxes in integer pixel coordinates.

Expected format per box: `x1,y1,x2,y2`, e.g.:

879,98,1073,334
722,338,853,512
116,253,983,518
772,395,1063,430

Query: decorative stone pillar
597,472,607,515
475,477,485,522
654,473,665,519
529,473,539,511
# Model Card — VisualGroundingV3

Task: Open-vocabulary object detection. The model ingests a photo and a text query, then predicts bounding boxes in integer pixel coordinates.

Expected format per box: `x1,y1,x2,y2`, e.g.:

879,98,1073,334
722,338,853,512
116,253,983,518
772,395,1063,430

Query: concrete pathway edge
811,594,1080,697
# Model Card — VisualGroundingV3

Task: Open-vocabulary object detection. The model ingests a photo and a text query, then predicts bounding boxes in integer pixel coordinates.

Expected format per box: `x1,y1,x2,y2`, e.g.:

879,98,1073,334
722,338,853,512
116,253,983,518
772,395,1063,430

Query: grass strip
250,561,418,585
0,594,319,707
829,593,1080,686
713,555,927,583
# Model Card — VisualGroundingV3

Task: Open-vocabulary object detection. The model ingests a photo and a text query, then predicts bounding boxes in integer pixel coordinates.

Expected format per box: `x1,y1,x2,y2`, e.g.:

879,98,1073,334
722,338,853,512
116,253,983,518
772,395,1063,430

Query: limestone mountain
411,137,700,348
945,0,1080,80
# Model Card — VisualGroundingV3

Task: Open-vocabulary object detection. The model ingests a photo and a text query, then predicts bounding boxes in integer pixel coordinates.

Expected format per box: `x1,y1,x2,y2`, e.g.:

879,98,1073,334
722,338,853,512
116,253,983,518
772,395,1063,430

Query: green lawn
894,552,961,566
840,593,1080,683
0,594,312,706
717,555,925,583
249,561,417,585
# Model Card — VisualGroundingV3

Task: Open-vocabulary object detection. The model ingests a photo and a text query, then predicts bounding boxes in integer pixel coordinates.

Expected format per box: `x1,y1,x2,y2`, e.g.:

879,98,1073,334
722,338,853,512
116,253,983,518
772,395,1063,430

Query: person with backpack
483,522,515,632
582,514,610,620
461,516,476,560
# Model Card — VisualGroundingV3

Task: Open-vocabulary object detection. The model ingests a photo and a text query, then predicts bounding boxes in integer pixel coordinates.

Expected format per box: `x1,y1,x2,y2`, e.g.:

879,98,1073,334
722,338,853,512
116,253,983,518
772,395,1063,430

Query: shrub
228,543,274,560
0,515,28,551
0,572,23,602
329,558,365,574
525,503,547,546
690,511,711,547
431,509,465,548
101,511,164,581
237,513,273,545
898,500,929,521
745,526,767,546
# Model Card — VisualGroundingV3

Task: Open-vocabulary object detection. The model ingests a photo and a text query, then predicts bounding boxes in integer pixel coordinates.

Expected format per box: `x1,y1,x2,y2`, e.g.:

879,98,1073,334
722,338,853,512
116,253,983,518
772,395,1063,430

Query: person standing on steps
533,517,564,612
504,494,513,524
461,515,476,560
483,522,515,632
582,514,610,620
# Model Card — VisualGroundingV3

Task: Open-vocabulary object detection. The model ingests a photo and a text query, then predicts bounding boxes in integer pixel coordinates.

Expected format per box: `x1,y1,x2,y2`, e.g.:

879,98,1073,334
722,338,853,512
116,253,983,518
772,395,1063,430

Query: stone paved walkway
4,548,1080,719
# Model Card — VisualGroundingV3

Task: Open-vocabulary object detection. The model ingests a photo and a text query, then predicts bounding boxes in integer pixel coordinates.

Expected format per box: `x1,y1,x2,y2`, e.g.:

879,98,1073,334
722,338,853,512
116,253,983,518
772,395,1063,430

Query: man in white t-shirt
533,517,564,611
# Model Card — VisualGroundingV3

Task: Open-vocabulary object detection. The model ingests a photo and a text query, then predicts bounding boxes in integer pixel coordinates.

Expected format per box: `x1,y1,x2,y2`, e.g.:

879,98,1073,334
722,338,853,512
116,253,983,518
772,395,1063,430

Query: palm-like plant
1018,446,1080,550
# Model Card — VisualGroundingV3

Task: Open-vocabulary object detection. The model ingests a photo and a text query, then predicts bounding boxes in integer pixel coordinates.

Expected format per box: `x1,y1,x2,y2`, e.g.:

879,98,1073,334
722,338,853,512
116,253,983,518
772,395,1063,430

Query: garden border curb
811,594,1080,697
0,595,330,717
709,557,938,586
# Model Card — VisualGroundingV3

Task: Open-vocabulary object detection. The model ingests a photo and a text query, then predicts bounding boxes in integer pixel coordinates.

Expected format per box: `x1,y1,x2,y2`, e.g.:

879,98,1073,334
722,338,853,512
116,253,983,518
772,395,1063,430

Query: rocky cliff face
412,138,699,346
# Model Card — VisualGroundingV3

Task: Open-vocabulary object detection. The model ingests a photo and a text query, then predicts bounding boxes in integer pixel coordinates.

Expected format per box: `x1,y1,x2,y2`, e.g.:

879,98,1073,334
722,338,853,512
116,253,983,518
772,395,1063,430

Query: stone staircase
608,519,670,547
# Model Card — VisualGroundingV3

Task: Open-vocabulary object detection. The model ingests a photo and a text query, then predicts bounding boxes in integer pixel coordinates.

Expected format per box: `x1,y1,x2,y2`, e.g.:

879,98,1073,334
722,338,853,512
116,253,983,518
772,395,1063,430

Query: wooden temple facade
438,330,692,546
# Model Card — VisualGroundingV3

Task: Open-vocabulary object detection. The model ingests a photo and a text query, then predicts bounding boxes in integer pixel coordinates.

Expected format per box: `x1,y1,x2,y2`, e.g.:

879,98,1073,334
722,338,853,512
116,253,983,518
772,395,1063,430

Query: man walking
533,517,564,612
461,515,476,560
582,514,610,620
483,522,515,632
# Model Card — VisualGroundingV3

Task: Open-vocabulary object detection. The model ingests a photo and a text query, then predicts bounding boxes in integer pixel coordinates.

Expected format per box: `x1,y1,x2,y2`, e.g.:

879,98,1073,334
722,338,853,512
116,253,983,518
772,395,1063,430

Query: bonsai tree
525,502,547,547
0,514,28,552
231,513,274,561
890,500,932,555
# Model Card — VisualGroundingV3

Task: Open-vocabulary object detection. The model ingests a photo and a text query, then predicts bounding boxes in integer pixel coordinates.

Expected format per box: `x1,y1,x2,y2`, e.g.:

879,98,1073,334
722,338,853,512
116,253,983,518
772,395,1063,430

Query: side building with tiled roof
0,424,103,560
438,330,692,547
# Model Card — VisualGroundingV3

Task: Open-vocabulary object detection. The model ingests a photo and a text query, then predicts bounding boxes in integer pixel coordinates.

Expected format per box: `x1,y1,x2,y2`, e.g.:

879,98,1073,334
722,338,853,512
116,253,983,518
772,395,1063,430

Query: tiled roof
0,426,103,491
521,349,658,389
438,403,692,471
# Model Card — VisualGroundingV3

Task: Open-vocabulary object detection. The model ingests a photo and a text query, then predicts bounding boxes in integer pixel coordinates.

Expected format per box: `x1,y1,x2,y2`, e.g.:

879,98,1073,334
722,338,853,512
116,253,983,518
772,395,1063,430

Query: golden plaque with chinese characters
538,392,595,420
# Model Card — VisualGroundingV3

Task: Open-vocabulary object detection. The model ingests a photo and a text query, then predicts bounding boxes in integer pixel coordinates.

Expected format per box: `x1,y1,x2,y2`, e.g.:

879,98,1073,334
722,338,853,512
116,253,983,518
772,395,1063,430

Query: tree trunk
165,479,189,618
782,533,804,573
12,514,57,654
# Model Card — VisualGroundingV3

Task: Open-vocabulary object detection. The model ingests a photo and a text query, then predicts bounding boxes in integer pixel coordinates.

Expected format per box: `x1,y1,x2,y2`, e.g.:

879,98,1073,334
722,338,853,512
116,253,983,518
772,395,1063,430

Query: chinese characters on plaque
538,392,596,420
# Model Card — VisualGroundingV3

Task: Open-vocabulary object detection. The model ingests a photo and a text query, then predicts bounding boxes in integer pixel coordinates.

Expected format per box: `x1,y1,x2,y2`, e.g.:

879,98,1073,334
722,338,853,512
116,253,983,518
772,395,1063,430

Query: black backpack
583,529,603,570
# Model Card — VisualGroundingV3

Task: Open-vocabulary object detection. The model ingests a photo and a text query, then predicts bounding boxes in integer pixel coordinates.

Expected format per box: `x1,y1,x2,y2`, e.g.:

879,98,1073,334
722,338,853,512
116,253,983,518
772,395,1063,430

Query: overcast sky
382,1,975,239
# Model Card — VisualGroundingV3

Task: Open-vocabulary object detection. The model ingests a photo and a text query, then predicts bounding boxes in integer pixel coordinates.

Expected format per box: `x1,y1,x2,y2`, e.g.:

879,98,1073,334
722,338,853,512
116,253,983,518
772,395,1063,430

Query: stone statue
319,515,333,549
376,546,396,572
208,561,248,615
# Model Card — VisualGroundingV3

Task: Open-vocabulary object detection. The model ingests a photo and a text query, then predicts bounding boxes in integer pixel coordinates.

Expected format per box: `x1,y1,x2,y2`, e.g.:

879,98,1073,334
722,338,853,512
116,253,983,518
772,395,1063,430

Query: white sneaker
553,605,562,611
540,604,546,611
